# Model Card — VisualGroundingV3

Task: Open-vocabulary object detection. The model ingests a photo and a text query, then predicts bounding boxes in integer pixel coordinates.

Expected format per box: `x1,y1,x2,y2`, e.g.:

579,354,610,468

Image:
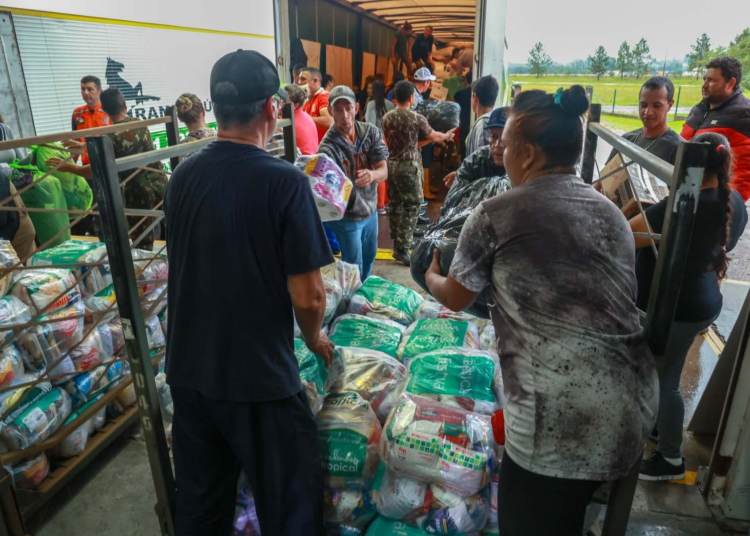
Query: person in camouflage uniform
381,81,455,266
47,88,167,250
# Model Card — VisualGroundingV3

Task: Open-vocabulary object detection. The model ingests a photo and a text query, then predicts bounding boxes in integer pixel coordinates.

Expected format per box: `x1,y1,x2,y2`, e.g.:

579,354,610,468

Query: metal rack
0,103,297,535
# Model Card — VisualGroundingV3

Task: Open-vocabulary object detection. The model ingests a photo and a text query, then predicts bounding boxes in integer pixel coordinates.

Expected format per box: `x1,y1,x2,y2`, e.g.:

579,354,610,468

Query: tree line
522,29,750,87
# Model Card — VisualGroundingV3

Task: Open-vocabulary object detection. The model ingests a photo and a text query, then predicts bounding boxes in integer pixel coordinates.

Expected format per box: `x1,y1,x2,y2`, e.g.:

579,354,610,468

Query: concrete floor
26,142,750,536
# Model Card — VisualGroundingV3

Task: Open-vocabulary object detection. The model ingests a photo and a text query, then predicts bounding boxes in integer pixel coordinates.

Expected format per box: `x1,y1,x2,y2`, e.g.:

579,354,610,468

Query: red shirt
72,104,110,164
302,89,330,142
294,107,319,155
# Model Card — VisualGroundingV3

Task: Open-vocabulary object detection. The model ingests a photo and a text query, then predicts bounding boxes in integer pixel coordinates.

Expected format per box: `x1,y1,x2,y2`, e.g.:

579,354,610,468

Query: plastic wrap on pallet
0,241,20,298
4,452,49,490
329,314,405,360
324,487,378,536
29,240,111,297
0,387,71,451
397,319,480,363
294,339,345,415
295,154,354,222
347,277,424,327
10,268,81,316
317,392,382,490
380,393,494,497
329,347,407,424
404,349,503,415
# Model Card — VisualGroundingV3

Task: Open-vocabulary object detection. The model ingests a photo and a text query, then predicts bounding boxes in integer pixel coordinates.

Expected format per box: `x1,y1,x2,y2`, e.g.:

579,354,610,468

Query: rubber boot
423,168,437,201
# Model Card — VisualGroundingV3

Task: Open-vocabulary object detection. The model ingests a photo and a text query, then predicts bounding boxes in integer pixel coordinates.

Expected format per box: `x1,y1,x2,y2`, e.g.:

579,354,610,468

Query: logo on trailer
106,57,160,105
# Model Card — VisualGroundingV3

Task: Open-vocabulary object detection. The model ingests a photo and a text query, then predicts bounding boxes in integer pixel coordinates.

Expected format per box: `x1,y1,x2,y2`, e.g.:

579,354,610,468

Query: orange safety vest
71,104,110,164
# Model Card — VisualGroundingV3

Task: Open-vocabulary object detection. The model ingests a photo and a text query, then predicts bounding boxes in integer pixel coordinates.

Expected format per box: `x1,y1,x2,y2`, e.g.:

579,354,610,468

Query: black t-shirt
164,141,333,402
412,34,434,62
636,189,748,322
608,128,684,165
454,86,473,158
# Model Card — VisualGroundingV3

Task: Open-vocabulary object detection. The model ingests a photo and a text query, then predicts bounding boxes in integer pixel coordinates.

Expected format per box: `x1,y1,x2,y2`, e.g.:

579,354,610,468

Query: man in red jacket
682,57,750,200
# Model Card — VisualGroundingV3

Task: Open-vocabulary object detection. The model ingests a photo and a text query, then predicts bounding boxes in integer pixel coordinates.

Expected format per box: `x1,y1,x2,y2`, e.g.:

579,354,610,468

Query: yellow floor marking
376,248,395,260
702,327,725,357
670,470,697,486
725,279,750,287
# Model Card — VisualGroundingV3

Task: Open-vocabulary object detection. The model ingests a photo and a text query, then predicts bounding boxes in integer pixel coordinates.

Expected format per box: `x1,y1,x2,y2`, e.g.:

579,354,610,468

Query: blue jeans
326,212,378,281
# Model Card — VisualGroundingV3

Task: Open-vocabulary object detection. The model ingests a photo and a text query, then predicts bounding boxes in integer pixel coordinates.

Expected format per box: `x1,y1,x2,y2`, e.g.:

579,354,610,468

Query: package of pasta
29,240,111,297
317,392,382,490
329,314,405,360
4,452,49,490
329,347,407,423
415,300,480,325
10,268,81,316
404,348,503,415
347,277,424,327
380,393,494,497
294,338,345,414
324,487,378,536
0,241,20,298
0,387,71,451
397,319,480,363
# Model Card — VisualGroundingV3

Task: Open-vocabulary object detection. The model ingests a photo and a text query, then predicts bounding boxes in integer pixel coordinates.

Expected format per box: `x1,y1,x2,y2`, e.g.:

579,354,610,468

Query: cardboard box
599,153,669,219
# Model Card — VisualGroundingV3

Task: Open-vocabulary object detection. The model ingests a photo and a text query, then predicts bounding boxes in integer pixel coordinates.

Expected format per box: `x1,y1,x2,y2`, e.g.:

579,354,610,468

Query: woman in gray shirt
425,86,658,536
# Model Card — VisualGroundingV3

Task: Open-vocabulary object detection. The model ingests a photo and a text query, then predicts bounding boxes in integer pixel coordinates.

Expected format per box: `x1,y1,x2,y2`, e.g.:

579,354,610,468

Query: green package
398,318,471,363
329,314,405,359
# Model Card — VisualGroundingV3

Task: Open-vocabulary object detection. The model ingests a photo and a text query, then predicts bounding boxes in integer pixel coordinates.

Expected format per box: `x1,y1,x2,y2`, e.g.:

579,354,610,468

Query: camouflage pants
387,160,423,252
124,171,168,251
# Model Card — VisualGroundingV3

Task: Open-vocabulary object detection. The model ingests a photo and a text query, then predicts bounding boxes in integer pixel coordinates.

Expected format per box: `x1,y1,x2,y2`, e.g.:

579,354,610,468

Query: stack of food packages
236,271,504,536
0,239,169,491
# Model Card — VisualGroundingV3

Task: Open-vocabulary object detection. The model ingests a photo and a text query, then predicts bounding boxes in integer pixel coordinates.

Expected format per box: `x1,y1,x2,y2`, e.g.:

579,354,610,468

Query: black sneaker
392,250,411,267
639,452,685,481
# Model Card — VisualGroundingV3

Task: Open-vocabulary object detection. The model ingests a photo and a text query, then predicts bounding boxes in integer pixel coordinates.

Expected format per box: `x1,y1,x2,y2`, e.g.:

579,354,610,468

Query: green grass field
512,75,702,108
599,114,686,134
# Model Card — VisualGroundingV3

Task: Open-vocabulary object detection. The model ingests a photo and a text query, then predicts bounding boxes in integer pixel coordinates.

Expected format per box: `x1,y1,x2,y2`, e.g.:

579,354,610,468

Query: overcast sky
505,0,750,64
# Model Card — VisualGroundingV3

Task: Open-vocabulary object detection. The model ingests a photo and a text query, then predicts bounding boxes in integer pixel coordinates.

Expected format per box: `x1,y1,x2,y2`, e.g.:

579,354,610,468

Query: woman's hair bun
560,85,589,116
177,94,194,113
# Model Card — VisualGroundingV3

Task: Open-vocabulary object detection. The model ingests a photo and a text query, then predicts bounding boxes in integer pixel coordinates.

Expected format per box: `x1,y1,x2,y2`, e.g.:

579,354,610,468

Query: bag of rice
348,277,423,326
29,240,111,297
329,314,405,360
397,319,480,363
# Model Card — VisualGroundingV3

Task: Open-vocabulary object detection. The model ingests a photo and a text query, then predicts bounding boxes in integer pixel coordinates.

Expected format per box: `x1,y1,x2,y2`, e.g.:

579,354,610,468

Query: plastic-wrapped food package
84,284,117,324
132,249,168,295
4,452,49,490
372,464,432,522
146,315,166,349
154,373,173,440
410,215,489,320
0,344,23,389
108,318,125,355
329,347,407,423
117,383,136,408
483,471,499,535
415,300,480,324
317,392,382,490
69,328,104,372
420,484,490,534
0,295,31,337
325,277,344,326
329,314,405,360
295,154,354,222
158,307,168,337
63,361,123,405
479,325,496,356
97,323,114,361
380,393,494,497
39,301,85,353
366,516,480,536
234,496,261,536
10,268,81,316
29,240,111,297
321,260,362,309
0,241,20,298
348,277,423,327
92,406,107,430
17,324,76,382
0,374,52,421
50,418,92,458
397,319,480,363
0,387,72,451
29,144,94,216
405,349,503,415
142,286,167,317
442,176,511,222
324,488,377,536
294,339,345,415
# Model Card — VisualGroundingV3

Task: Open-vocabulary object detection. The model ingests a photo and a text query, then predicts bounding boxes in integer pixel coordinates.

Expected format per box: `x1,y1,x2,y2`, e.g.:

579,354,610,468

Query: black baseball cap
486,108,507,129
210,50,288,105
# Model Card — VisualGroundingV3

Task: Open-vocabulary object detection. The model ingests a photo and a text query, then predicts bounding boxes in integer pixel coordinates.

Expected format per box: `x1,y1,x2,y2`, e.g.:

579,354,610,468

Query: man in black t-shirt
164,50,333,536
607,76,684,165
411,26,435,71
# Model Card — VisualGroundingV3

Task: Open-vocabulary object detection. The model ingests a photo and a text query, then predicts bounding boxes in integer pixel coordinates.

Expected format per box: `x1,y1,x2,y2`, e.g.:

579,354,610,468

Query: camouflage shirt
108,117,165,183
382,108,433,162
453,145,506,191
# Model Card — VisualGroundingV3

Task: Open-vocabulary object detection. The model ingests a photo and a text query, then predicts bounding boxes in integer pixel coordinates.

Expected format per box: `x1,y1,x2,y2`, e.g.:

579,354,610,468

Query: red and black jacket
681,90,750,201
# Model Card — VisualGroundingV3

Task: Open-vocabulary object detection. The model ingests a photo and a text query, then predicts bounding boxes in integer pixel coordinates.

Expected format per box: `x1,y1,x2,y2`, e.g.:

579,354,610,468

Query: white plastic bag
372,464,431,522
4,452,49,489
295,154,353,222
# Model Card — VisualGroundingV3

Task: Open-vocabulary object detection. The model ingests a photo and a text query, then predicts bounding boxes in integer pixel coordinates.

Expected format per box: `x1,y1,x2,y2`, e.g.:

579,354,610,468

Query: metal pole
86,135,176,536
580,103,601,185
601,456,641,536
612,89,617,114
644,141,708,354
673,86,682,120
281,102,297,164
164,105,181,172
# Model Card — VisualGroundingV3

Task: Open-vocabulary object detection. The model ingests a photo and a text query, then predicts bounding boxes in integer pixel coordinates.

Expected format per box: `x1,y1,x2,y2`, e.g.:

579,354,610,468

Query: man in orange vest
71,75,110,164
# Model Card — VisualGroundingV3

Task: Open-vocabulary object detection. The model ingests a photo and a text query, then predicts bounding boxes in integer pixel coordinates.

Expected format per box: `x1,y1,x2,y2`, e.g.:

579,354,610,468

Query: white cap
413,67,437,81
